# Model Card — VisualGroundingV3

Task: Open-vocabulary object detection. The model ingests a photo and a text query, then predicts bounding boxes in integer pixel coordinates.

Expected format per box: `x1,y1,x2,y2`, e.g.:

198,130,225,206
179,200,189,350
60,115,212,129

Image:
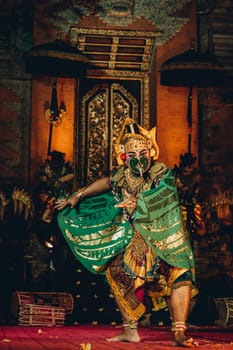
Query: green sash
57,191,133,274
134,169,195,271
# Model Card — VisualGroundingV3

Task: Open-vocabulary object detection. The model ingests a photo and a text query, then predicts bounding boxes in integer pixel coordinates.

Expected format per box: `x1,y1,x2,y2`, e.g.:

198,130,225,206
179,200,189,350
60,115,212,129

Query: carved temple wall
29,0,197,188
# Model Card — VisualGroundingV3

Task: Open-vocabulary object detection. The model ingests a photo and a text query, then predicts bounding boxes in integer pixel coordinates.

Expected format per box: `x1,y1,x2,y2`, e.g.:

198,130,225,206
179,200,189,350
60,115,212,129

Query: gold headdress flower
114,117,159,165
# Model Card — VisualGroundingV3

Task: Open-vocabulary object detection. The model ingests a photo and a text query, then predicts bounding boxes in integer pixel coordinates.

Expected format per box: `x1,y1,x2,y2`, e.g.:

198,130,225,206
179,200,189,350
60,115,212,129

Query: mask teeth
136,163,144,177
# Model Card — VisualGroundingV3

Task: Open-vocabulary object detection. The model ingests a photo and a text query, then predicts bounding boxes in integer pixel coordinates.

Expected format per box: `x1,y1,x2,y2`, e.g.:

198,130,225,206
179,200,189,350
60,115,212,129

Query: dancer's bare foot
106,328,140,343
172,331,199,347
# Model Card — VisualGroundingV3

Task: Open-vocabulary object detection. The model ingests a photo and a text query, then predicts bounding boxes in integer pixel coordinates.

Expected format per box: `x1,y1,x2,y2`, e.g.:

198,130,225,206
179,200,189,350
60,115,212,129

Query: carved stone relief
45,0,191,46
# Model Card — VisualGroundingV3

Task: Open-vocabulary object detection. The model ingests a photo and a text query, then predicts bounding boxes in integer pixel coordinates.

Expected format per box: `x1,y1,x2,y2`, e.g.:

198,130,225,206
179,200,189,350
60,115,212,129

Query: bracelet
76,191,84,200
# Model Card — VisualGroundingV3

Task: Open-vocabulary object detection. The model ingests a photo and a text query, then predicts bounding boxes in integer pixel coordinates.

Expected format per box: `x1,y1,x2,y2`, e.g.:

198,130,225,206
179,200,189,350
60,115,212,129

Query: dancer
55,117,198,347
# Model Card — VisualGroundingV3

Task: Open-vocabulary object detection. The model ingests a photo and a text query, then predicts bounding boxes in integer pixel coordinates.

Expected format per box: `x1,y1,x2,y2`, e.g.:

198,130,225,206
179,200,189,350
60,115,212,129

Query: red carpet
0,325,233,349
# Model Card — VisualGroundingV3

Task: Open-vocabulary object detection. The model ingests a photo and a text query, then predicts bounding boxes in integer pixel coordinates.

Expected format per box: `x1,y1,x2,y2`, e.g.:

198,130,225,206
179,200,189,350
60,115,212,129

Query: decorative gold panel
72,28,154,187
70,28,158,73
77,82,139,185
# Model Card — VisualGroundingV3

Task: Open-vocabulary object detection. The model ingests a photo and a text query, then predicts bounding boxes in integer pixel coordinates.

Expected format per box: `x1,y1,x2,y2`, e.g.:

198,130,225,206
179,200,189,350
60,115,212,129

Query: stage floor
0,324,233,349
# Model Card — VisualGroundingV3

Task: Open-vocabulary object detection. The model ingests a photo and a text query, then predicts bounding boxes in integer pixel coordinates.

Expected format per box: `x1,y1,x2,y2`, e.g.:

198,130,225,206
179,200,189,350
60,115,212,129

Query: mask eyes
126,152,135,159
126,149,148,159
139,150,148,158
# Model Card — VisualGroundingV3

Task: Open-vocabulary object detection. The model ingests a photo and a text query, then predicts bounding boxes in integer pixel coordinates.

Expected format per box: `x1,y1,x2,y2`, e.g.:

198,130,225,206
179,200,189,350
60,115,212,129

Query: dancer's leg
106,294,141,342
168,285,198,347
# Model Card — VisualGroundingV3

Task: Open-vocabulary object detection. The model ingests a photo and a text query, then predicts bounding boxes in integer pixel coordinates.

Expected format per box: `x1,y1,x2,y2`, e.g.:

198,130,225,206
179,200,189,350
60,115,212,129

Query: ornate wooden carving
77,82,140,185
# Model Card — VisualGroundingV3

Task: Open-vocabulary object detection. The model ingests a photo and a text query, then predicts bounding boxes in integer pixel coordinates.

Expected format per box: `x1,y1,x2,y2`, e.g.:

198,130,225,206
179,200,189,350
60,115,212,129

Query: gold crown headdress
114,117,159,165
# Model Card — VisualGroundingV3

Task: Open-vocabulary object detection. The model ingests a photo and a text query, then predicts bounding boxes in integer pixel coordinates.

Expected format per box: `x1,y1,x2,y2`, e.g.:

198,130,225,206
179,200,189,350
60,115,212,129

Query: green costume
57,118,198,344
57,162,195,278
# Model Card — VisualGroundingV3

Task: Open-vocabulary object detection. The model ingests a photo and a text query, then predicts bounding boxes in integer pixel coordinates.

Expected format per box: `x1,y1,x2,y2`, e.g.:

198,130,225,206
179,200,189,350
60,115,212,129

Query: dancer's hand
55,193,82,210
115,192,137,210
54,198,69,210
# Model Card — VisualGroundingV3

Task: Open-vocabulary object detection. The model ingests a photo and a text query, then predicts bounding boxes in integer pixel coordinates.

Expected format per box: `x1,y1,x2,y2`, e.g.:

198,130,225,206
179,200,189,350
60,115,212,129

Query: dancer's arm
55,177,111,210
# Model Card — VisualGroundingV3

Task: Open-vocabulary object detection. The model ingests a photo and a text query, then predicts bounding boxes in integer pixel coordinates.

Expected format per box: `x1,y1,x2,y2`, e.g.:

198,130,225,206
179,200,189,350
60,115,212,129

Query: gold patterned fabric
106,255,146,321
57,161,196,320
104,162,196,319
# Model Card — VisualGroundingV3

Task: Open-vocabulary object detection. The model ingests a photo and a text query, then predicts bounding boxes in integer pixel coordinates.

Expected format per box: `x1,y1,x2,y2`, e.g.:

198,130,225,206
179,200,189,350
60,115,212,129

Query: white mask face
125,139,151,176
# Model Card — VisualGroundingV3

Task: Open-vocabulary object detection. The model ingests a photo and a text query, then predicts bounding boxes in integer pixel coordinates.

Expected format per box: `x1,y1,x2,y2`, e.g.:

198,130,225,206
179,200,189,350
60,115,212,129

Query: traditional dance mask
114,117,159,175
124,135,151,176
